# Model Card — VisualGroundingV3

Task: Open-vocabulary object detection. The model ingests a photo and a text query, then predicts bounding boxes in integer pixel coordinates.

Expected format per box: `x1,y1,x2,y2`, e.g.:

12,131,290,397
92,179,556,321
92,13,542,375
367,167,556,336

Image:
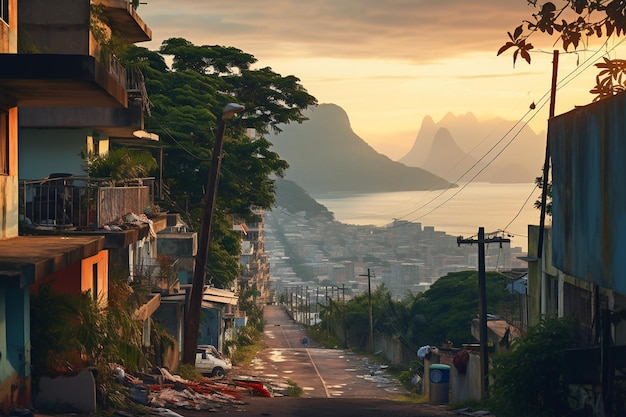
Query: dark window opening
1,0,9,25
0,109,8,175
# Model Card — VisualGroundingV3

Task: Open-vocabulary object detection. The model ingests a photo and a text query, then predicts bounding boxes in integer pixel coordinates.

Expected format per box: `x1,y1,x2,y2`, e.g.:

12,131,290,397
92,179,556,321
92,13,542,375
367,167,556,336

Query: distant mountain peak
269,103,454,193
432,127,456,147
307,103,352,130
400,112,545,183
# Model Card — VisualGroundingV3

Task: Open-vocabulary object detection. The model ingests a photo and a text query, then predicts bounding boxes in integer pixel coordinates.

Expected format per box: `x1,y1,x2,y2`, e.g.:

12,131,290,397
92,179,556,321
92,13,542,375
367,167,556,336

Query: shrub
489,316,575,417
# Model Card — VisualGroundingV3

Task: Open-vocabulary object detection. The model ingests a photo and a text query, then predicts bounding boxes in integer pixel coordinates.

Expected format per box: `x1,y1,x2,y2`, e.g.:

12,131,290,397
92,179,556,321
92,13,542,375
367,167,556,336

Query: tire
211,367,225,378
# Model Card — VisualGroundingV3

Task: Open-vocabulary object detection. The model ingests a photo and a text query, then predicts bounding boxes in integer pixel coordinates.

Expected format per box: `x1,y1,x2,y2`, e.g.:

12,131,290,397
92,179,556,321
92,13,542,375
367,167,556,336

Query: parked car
195,345,232,378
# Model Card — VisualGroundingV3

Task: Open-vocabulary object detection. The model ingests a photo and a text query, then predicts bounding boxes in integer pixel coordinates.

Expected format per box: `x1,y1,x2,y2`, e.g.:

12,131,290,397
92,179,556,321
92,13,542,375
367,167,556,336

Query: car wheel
212,367,225,378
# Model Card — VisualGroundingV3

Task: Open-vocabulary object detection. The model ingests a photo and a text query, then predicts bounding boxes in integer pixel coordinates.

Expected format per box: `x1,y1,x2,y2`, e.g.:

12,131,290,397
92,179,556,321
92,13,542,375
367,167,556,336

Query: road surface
181,304,459,416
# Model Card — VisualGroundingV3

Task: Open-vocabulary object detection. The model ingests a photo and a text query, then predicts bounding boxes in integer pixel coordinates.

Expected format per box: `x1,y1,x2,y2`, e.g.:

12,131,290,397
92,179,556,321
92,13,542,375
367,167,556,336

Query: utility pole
457,228,509,399
326,286,330,333
182,103,244,365
538,50,559,259
360,268,374,354
295,286,300,323
316,286,319,322
306,286,310,325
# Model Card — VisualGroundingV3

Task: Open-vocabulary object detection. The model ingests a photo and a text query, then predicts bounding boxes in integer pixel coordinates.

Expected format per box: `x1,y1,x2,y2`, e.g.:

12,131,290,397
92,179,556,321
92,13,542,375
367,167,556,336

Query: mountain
399,112,546,183
421,127,479,182
269,104,454,193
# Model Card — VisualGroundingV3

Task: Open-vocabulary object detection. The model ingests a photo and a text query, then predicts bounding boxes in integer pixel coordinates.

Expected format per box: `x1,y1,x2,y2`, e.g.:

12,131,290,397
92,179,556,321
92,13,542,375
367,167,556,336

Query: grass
176,363,203,381
305,324,343,348
287,379,303,397
230,340,265,367
395,392,430,403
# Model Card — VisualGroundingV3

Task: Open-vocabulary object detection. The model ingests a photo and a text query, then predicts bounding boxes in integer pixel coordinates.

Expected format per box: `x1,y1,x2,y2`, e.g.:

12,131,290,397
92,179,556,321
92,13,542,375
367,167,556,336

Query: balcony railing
127,67,151,116
20,174,155,231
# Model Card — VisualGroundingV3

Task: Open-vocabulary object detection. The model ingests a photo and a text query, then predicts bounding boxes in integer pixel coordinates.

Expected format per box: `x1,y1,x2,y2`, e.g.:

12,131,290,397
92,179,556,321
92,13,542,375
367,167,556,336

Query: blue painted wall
551,92,626,295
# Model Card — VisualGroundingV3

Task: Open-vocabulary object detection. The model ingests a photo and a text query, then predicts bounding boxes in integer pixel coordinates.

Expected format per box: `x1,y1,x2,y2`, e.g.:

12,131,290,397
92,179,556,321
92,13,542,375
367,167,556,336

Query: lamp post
182,103,244,365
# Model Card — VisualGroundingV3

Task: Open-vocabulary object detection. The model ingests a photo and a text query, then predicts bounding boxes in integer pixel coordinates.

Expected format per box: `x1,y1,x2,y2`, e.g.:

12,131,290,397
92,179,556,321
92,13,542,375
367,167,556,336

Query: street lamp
182,103,245,365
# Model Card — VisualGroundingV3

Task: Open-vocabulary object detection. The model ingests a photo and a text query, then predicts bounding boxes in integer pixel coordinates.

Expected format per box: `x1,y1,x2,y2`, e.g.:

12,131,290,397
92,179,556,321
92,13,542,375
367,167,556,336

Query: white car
195,345,232,378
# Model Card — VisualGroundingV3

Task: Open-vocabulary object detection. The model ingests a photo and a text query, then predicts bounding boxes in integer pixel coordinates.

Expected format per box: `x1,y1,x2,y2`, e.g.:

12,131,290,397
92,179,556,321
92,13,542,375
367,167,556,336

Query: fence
21,175,155,230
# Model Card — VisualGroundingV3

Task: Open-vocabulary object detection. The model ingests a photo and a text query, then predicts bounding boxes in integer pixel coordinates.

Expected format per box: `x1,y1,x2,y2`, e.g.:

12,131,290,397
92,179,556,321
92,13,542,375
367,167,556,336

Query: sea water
312,182,547,252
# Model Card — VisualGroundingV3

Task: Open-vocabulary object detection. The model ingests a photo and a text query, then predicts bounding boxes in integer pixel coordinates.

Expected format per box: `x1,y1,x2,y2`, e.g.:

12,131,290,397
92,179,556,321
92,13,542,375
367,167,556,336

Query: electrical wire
151,35,626,247
383,36,625,232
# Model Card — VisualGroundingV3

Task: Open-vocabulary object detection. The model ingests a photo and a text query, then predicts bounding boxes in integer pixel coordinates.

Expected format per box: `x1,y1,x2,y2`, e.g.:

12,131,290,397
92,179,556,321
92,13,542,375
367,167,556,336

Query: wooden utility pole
457,228,510,399
182,103,244,365
360,268,374,354
537,50,559,259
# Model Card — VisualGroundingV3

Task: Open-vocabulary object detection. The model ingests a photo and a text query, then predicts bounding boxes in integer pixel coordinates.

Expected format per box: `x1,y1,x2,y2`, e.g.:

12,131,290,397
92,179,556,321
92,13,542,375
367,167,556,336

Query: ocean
312,182,547,252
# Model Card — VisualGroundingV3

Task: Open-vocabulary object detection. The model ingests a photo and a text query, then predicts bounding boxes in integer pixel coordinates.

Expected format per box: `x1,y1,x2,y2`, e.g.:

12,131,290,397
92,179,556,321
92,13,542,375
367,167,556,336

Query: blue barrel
429,364,450,404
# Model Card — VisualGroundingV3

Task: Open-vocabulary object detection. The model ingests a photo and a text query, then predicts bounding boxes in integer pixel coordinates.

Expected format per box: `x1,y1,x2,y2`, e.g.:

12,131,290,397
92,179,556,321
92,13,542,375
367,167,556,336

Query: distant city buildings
265,210,526,300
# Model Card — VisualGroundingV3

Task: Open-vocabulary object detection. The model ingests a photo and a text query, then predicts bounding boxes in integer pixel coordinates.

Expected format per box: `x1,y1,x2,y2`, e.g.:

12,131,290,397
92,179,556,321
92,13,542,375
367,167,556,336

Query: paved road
179,305,458,416
248,304,405,399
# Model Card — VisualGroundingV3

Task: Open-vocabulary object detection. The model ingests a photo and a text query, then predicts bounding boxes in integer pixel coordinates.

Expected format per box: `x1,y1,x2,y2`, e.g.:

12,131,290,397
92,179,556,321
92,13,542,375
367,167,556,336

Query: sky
137,0,626,160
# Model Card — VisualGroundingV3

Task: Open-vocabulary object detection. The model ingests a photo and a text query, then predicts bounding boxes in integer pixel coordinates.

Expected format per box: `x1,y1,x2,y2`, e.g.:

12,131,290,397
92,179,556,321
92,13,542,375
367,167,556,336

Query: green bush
489,316,575,417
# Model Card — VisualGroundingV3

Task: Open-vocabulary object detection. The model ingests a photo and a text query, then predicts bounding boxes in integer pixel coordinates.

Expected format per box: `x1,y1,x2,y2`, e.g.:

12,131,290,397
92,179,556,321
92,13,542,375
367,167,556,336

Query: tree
410,271,510,346
120,40,317,288
534,174,552,215
320,272,510,352
499,0,626,100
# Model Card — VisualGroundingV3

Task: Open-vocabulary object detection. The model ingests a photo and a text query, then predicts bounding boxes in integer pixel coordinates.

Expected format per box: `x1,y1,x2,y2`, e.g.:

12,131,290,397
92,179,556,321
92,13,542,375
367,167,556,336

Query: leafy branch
500,1,626,65
500,1,626,99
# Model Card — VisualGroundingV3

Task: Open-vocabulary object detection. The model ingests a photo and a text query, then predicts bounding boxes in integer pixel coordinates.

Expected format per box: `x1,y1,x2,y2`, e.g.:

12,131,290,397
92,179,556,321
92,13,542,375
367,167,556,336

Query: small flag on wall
240,223,249,235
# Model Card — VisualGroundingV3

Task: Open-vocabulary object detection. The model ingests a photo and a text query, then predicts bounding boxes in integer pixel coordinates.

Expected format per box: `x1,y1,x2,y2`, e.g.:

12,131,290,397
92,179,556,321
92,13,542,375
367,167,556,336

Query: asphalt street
178,304,460,416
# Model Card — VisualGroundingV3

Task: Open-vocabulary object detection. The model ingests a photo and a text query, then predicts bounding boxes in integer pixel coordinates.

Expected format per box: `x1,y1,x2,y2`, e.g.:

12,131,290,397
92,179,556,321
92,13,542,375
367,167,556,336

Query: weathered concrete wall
33,368,97,413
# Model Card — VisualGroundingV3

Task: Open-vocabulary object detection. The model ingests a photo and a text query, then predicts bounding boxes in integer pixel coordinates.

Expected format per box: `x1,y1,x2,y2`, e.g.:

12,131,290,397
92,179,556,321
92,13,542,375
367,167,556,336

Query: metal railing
127,67,151,116
108,54,128,92
20,174,155,230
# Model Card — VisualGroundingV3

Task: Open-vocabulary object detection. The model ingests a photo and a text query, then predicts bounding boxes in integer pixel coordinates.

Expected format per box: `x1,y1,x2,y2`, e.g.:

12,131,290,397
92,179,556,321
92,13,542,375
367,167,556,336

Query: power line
383,38,625,231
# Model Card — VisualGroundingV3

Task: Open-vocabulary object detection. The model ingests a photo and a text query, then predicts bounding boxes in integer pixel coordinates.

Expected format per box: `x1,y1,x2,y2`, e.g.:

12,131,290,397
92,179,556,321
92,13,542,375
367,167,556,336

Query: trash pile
117,366,275,412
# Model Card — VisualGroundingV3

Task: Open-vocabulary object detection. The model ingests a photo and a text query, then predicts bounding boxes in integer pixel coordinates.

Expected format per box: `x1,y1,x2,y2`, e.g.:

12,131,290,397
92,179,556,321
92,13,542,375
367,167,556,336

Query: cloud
138,0,534,63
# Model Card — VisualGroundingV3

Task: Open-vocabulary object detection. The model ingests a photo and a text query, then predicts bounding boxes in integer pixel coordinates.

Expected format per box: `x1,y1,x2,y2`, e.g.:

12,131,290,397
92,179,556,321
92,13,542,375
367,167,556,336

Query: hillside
268,104,454,193
273,178,335,221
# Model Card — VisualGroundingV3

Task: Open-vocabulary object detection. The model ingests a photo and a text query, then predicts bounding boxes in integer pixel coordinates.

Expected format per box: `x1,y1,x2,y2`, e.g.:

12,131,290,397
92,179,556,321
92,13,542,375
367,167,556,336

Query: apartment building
0,1,162,412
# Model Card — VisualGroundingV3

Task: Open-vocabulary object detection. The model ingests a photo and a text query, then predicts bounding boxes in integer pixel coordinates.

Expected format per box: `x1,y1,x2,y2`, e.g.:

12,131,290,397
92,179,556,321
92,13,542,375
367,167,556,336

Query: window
1,0,8,25
92,263,99,301
0,109,8,175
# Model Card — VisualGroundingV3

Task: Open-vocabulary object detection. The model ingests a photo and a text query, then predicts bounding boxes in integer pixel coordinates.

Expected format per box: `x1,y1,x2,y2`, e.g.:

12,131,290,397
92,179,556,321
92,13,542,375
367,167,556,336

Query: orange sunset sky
137,0,626,160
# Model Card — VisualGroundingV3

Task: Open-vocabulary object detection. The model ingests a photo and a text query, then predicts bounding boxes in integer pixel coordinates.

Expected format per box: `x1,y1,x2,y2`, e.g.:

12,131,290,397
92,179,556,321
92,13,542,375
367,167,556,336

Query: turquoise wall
5,289,29,377
18,128,91,180
0,288,30,382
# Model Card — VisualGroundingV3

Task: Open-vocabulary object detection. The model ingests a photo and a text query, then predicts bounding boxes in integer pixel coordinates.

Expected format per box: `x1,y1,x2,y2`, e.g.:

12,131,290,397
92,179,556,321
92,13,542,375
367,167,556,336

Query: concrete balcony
96,0,152,43
0,54,127,107
20,174,156,231
19,67,151,140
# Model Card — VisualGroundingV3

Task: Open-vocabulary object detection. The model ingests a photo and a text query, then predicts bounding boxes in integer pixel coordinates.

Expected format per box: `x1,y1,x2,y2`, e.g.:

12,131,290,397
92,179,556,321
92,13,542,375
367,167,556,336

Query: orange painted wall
81,249,109,306
31,250,109,305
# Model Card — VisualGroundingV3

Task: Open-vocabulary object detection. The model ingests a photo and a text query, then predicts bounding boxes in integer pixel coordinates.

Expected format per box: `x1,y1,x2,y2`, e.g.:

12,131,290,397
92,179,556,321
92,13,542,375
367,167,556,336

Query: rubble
114,366,280,414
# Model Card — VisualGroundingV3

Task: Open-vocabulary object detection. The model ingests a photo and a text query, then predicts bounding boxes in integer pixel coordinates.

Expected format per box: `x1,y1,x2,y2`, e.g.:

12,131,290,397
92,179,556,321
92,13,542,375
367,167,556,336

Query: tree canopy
321,271,512,352
120,39,317,287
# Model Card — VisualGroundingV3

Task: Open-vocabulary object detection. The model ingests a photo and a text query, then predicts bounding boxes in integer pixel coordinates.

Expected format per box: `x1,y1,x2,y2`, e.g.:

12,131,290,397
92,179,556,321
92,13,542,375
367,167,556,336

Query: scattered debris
453,407,493,416
232,378,273,397
94,364,276,415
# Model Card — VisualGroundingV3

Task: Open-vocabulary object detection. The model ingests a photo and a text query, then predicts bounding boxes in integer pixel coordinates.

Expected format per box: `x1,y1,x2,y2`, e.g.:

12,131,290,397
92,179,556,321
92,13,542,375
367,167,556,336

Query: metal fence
21,175,155,230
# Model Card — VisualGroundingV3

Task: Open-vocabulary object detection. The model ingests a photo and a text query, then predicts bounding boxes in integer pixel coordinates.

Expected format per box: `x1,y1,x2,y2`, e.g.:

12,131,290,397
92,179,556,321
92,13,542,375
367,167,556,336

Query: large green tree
121,39,317,288
411,271,510,346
